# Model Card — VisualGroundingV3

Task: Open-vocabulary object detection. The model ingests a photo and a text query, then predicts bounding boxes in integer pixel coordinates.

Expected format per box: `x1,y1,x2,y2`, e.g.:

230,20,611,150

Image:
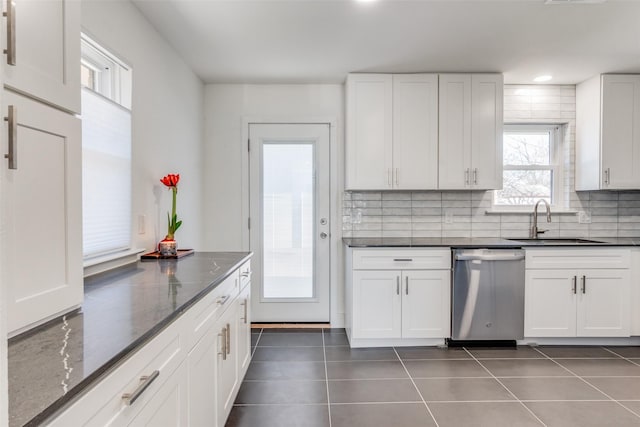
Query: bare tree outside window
494,125,561,207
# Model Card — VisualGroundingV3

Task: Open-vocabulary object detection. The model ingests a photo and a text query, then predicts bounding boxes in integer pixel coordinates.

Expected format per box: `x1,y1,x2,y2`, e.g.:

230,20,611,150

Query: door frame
241,117,342,325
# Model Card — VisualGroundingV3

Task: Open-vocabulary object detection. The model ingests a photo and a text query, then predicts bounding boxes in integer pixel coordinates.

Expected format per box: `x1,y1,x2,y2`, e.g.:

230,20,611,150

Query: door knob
320,232,328,239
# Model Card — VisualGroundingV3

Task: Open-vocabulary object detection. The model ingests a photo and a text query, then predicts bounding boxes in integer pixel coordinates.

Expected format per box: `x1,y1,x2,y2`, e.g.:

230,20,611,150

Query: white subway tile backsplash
342,84,640,239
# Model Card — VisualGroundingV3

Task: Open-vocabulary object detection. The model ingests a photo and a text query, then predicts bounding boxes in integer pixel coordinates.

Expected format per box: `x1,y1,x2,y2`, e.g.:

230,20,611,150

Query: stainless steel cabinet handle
3,0,15,66
320,232,328,239
393,258,413,262
464,168,470,185
396,276,400,295
122,370,160,406
473,168,478,185
4,105,16,169
604,168,611,186
218,328,227,360
387,169,391,187
217,295,230,306
572,276,577,294
405,276,409,295
395,168,399,186
226,323,231,355
240,299,248,323
581,275,586,294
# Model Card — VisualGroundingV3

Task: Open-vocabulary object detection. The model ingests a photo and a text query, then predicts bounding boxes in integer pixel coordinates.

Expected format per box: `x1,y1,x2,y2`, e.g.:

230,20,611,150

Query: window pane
504,132,550,165
81,63,95,90
495,170,552,206
263,144,314,299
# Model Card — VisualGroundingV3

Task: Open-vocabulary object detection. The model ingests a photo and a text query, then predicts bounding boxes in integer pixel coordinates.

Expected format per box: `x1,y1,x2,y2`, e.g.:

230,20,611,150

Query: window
81,34,133,259
494,124,563,209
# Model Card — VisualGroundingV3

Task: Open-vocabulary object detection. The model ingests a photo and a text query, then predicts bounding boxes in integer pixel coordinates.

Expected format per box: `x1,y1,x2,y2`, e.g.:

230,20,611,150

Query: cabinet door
471,74,503,190
525,270,577,337
577,269,631,337
188,328,218,427
237,285,252,377
392,74,438,189
346,74,393,190
4,91,82,334
402,270,451,339
217,307,239,427
438,74,472,189
127,362,189,427
601,75,640,189
352,270,402,339
3,0,80,113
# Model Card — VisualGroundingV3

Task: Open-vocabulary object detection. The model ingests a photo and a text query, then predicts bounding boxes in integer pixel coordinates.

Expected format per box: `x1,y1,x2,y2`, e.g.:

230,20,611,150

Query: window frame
493,124,565,211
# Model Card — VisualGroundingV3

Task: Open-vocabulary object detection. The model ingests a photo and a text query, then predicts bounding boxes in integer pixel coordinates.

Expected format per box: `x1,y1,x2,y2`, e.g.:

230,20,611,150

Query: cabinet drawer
184,270,239,349
47,319,184,426
525,248,631,270
239,260,252,291
352,249,451,270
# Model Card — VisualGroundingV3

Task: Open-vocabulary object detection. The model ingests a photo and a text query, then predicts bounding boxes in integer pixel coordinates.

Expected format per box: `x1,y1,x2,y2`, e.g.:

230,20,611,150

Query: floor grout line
322,329,332,427
393,347,441,427
532,346,640,421
602,347,640,368
250,328,263,357
463,347,548,427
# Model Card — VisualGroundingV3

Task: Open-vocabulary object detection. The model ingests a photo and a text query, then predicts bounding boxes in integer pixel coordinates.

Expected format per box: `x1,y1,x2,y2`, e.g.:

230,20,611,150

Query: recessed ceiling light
534,75,553,82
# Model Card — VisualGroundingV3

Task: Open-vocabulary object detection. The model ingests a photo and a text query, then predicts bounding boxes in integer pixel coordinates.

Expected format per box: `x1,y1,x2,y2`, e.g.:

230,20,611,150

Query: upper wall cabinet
345,73,503,191
438,74,503,190
576,74,640,191
346,73,439,190
3,0,81,114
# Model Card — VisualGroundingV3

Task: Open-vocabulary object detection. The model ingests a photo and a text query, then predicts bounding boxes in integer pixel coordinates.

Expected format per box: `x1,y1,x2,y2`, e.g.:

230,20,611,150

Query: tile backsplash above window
342,84,640,239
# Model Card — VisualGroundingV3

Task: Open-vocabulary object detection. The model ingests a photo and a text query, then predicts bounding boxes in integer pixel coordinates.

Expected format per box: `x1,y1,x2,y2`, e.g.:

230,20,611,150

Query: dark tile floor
225,329,640,427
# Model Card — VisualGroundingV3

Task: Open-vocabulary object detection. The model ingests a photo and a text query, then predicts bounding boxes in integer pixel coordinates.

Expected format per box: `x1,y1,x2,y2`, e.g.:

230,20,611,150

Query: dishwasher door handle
455,254,525,262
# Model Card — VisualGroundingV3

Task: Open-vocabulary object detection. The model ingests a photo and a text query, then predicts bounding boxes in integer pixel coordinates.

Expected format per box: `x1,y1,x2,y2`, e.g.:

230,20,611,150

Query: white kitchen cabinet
128,361,189,427
576,74,640,190
237,285,252,377
402,270,451,339
3,0,81,113
392,74,439,189
47,260,252,427
216,300,239,427
187,327,218,427
346,248,451,347
4,91,82,335
524,249,631,338
353,270,402,339
346,73,439,190
438,74,503,190
345,74,393,190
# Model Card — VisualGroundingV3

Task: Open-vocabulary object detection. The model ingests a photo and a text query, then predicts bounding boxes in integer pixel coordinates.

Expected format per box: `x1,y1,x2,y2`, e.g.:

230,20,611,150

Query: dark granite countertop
343,237,640,248
8,251,252,427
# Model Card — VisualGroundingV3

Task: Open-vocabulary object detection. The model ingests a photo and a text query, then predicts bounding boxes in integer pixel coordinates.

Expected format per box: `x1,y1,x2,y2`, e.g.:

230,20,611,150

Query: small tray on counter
140,249,194,260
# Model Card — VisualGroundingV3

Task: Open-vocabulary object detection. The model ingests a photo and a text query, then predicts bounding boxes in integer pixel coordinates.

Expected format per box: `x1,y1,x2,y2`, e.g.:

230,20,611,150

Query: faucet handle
536,229,548,236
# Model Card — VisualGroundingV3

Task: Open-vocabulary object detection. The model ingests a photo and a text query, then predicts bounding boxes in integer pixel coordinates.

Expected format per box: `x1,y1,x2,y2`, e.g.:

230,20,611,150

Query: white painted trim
83,248,145,278
521,337,640,346
347,337,447,348
241,116,341,326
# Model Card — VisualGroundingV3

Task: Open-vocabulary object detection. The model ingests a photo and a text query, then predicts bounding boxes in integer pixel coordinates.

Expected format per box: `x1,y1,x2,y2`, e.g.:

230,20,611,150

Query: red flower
160,173,180,188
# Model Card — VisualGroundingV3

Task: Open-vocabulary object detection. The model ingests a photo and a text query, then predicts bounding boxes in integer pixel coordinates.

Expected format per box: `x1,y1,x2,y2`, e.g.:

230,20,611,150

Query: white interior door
249,124,330,322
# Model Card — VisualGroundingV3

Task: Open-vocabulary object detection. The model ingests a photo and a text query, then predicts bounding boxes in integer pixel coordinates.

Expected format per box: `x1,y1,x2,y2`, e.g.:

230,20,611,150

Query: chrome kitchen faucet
530,199,552,238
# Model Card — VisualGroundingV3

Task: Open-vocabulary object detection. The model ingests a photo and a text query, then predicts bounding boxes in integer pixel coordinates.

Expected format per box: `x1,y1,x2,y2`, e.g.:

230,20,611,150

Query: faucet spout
531,199,552,238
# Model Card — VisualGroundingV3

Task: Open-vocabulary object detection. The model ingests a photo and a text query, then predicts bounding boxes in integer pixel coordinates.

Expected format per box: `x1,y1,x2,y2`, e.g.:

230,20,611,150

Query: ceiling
132,0,640,85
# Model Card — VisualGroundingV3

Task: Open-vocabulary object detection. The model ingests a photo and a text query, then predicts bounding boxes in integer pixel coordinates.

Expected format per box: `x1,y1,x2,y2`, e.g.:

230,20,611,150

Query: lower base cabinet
47,260,252,427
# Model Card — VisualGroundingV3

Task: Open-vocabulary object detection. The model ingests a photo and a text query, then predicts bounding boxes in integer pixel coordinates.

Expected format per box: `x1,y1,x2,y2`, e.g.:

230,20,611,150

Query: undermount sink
506,238,604,244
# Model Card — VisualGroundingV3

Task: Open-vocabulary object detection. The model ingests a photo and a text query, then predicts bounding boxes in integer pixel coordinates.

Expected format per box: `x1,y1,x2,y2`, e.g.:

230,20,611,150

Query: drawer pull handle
581,275,586,294
241,271,252,278
3,0,16,66
122,370,160,406
226,323,231,355
240,299,248,323
219,328,227,360
572,276,577,294
393,258,413,262
405,276,409,295
4,105,16,169
217,295,230,306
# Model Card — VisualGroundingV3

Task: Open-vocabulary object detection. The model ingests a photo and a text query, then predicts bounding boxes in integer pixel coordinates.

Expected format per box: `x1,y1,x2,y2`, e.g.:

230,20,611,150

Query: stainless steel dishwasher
451,249,525,342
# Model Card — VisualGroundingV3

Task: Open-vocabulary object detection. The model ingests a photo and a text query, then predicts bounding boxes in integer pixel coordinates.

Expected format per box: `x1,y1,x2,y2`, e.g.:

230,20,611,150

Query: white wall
203,84,345,324
82,0,205,251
